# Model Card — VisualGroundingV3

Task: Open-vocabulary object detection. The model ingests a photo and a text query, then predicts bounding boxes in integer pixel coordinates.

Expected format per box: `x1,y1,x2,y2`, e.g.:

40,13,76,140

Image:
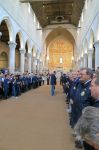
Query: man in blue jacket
75,70,99,150
50,71,56,96
90,76,99,108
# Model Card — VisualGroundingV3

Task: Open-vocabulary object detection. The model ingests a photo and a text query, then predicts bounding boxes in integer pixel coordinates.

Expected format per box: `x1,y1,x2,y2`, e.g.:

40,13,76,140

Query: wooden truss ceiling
20,0,85,28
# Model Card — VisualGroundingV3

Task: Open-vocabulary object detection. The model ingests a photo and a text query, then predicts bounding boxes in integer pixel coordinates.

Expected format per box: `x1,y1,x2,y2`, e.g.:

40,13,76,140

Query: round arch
89,29,95,69
36,50,40,59
45,26,75,49
81,46,84,57
96,19,99,40
25,39,31,53
89,29,95,48
84,39,88,53
16,31,24,49
0,16,14,42
15,33,22,71
45,27,75,71
32,46,36,57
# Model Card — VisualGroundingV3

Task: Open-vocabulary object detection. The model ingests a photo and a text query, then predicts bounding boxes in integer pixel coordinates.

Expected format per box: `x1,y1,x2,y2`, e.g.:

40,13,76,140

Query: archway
84,40,88,67
25,42,28,72
45,27,75,72
0,20,10,69
31,47,34,72
89,29,95,69
96,20,99,40
15,33,21,71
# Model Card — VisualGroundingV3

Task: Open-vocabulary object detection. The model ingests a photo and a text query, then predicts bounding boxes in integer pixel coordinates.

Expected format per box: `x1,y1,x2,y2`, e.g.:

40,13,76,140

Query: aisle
0,84,75,150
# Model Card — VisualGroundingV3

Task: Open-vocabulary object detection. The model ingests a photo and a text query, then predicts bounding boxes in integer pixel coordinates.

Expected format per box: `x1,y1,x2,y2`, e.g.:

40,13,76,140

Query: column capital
19,48,26,54
87,49,93,55
94,40,99,47
88,48,93,51
33,56,36,59
79,57,83,61
8,41,17,49
37,58,40,61
84,53,87,57
94,40,99,48
28,53,32,58
32,57,36,62
78,59,80,62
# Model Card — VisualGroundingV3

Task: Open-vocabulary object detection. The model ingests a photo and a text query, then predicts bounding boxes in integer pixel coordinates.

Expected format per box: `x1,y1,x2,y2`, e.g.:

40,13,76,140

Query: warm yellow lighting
46,56,49,60
71,56,74,60
60,57,63,63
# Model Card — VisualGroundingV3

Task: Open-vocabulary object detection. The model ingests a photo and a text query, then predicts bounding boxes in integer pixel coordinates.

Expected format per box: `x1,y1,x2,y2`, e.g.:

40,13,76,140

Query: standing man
90,75,99,107
75,74,99,150
50,71,56,96
73,68,94,150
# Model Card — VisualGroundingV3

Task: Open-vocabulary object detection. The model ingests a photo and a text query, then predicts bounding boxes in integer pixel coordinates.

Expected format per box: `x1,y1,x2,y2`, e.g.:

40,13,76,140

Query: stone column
87,48,93,69
28,53,31,73
94,40,99,69
83,54,88,67
32,56,36,73
75,60,78,69
0,32,2,39
31,56,34,73
37,59,40,73
8,41,17,73
19,48,25,74
78,60,80,68
80,57,83,68
32,57,35,73
78,59,82,68
39,61,43,73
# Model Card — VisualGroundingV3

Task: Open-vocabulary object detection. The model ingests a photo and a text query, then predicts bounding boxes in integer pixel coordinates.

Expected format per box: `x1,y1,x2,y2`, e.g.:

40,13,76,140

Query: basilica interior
0,1,99,150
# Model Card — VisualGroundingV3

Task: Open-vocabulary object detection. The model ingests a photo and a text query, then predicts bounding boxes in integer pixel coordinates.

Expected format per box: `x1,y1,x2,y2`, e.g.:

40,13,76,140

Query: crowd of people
0,68,99,150
60,67,99,150
0,72,44,100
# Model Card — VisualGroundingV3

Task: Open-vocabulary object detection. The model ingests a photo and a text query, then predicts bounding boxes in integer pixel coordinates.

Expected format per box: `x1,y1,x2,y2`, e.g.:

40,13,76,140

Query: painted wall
48,36,73,72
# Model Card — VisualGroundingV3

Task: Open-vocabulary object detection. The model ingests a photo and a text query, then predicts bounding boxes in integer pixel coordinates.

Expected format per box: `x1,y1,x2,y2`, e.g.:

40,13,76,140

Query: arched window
0,52,8,69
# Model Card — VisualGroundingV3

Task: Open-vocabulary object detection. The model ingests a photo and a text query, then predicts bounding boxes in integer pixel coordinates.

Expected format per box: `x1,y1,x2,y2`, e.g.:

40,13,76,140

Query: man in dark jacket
74,68,94,150
76,72,99,150
90,76,99,108
50,71,56,96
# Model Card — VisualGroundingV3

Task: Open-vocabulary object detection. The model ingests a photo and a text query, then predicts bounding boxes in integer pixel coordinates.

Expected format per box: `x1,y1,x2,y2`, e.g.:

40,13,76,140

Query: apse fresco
48,38,73,71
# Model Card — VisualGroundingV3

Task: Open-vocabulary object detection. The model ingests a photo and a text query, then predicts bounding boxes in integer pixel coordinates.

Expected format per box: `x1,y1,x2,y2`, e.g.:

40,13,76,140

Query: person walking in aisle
50,71,56,96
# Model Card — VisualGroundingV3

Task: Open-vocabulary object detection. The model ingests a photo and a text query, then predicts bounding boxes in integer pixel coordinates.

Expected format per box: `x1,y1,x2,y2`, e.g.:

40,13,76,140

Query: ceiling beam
20,0,74,4
42,1,74,6
46,14,72,19
20,0,46,2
